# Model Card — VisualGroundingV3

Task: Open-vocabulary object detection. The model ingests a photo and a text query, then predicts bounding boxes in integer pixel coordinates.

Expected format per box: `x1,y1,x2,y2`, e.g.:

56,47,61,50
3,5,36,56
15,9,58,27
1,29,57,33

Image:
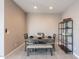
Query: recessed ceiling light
34,6,38,9
49,6,53,10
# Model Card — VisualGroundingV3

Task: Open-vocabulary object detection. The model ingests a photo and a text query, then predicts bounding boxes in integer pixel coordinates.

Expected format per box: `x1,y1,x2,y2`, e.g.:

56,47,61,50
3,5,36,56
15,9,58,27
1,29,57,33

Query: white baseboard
6,43,24,57
73,53,79,59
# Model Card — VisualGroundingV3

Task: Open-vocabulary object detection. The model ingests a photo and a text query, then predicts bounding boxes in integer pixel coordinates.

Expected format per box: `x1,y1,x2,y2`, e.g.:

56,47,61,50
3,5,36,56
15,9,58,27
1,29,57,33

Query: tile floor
5,44,77,59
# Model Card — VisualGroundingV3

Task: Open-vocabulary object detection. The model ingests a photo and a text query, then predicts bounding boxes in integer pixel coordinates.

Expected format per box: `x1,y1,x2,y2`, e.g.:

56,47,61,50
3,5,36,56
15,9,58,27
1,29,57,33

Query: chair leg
27,48,29,56
25,41,27,51
46,48,47,55
53,44,55,51
50,48,53,56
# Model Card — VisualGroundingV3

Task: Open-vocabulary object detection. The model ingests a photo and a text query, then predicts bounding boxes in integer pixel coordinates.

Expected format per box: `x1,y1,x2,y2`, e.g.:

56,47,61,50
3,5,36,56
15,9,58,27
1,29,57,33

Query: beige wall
26,13,61,36
5,0,26,55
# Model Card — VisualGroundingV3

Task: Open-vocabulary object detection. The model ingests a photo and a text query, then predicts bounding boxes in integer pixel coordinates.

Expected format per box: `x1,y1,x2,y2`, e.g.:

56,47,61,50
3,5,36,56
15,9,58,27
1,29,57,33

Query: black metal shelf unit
58,18,73,53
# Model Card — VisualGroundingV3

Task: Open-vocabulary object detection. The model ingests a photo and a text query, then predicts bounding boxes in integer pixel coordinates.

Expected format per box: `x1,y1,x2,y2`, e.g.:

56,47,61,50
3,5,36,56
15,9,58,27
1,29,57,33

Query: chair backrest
41,33,45,38
48,36,52,39
24,33,28,39
29,36,34,39
37,33,45,38
53,34,56,43
53,34,56,39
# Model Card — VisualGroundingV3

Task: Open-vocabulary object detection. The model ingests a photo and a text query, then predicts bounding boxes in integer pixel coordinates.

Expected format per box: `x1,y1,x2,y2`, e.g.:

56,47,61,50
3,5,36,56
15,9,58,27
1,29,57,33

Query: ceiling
13,0,76,14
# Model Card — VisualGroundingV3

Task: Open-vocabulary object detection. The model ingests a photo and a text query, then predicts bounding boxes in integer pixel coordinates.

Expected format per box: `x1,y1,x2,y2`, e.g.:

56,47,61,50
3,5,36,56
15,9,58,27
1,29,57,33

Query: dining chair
52,34,56,51
24,33,28,51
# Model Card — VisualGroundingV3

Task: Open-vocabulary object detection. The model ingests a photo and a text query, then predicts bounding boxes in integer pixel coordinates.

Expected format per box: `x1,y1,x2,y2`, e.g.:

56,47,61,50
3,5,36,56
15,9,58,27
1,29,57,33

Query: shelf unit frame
58,18,73,54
